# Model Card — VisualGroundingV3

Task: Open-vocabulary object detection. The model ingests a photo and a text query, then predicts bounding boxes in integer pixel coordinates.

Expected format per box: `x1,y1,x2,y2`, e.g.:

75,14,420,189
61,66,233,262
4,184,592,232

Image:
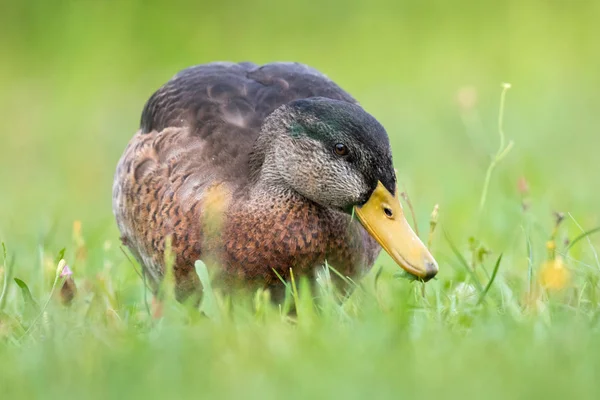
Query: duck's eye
334,143,349,156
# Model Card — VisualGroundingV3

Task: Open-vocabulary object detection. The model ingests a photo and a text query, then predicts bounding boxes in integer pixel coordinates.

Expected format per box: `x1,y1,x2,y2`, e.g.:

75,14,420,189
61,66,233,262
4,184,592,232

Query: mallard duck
113,62,438,302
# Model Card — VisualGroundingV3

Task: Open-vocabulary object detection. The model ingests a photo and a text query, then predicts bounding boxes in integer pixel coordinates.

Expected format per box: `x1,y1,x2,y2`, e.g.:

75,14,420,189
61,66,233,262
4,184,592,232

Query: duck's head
256,97,438,281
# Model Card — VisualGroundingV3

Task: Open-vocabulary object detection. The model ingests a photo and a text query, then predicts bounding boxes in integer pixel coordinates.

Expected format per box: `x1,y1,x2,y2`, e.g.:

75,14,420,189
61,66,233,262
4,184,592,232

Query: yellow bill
354,181,438,281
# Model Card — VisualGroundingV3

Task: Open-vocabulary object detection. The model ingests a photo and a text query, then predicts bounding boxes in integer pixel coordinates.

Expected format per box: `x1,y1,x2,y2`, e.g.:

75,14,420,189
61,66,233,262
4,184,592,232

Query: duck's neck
248,106,292,183
247,145,311,213
247,163,303,207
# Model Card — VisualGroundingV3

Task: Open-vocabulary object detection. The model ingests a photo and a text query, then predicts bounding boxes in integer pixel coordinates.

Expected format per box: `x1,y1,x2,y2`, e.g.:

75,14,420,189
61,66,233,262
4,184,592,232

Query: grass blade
0,242,14,312
20,260,67,340
568,213,600,272
477,253,503,305
326,263,356,288
522,225,534,295
272,268,291,291
14,278,40,319
444,230,483,293
195,260,220,322
565,226,600,252
54,248,66,265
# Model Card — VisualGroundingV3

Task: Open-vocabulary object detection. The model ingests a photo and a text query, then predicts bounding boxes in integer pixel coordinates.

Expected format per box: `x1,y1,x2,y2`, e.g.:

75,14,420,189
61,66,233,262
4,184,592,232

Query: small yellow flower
539,256,570,290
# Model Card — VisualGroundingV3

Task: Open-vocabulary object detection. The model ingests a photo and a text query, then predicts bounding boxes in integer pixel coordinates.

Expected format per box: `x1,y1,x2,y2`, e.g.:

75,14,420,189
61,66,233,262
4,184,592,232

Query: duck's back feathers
141,62,356,135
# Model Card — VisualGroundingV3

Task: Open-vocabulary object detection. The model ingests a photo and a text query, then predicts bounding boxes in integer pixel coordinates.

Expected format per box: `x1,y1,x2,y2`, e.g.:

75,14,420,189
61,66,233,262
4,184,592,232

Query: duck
112,61,438,302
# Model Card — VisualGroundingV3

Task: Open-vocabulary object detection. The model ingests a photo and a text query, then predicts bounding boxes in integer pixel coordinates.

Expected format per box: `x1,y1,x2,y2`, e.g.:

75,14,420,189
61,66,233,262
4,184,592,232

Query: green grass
2,0,600,398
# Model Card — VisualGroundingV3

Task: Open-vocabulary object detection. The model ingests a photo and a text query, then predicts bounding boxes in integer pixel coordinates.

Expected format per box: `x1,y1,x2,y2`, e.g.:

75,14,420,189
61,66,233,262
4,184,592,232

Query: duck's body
113,62,437,301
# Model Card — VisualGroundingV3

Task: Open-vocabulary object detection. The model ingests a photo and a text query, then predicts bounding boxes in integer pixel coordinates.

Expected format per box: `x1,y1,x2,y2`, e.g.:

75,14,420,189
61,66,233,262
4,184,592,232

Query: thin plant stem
479,83,514,212
0,242,13,312
401,188,420,237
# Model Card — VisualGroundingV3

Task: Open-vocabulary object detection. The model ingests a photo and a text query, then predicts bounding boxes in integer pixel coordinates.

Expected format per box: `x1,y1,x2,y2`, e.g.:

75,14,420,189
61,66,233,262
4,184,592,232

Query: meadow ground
1,1,600,399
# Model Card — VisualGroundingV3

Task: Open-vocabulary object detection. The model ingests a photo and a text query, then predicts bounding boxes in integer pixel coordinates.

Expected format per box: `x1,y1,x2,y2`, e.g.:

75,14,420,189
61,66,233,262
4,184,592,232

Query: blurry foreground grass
2,0,600,399
2,209,600,399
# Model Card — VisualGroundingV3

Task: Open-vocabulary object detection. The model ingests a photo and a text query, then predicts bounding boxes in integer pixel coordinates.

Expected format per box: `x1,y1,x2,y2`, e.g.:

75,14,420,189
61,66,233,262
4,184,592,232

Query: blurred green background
2,0,599,256
1,1,600,398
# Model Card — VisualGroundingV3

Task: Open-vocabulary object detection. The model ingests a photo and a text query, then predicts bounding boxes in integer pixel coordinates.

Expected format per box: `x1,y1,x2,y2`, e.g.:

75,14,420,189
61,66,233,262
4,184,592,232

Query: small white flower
453,282,477,302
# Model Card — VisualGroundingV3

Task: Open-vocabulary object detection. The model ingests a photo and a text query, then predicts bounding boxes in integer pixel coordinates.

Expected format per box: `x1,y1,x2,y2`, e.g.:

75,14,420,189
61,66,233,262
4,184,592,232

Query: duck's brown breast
214,192,381,291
